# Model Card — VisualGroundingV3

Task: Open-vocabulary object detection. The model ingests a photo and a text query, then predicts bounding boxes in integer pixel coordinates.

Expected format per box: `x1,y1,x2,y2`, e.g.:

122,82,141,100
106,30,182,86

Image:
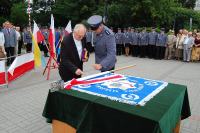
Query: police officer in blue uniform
138,28,148,58
87,15,116,72
130,27,139,57
148,27,158,59
115,28,123,55
123,27,132,56
155,28,167,59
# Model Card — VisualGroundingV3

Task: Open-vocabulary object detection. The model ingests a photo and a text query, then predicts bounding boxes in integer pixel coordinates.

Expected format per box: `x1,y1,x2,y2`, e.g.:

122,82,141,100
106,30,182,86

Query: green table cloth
42,83,191,133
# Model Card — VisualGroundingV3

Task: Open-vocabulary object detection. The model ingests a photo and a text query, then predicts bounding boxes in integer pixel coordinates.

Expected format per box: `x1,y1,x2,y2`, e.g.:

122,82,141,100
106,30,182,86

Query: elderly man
183,31,194,62
59,24,88,82
87,15,116,72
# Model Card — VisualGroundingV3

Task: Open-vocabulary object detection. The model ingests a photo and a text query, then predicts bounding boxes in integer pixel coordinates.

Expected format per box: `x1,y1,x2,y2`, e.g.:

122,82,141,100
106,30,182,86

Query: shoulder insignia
105,30,111,35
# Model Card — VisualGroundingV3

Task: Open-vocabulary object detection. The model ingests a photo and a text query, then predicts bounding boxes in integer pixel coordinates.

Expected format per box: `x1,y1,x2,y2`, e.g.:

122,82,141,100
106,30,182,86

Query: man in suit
87,15,116,72
59,24,88,82
2,21,17,66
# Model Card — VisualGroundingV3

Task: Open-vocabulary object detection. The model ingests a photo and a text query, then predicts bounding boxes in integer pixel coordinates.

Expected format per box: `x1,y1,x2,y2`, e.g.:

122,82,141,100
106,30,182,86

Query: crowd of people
86,27,200,62
1,19,200,68
0,21,67,66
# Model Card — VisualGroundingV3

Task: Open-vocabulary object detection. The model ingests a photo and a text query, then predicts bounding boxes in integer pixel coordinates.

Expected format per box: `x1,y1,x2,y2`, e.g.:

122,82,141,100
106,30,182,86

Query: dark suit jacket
59,33,87,82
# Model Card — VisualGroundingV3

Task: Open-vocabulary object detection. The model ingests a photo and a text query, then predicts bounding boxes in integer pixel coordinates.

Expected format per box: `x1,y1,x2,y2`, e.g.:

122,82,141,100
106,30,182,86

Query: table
42,83,191,133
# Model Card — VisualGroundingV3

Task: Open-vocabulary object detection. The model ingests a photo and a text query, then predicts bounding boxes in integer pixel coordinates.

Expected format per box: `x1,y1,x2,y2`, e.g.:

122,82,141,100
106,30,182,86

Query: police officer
42,27,49,57
23,27,32,53
130,27,139,57
115,28,123,55
87,15,116,72
123,27,132,56
148,27,158,58
155,28,167,59
138,28,148,58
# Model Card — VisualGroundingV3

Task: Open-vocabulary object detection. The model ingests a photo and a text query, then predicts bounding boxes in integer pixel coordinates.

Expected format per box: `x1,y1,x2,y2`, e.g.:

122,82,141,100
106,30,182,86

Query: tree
0,0,12,19
50,0,97,27
10,2,28,27
178,0,197,9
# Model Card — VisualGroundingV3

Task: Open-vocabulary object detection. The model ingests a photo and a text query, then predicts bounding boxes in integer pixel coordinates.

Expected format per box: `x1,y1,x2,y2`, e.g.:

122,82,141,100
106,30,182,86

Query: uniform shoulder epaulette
105,30,111,35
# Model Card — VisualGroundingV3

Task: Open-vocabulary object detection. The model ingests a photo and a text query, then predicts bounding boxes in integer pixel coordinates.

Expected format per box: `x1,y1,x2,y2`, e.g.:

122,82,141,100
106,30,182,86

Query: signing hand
93,64,102,70
75,69,83,76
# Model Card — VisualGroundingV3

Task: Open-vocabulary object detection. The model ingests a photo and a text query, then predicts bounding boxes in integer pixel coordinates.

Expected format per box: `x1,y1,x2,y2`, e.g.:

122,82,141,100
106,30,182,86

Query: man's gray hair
73,24,86,33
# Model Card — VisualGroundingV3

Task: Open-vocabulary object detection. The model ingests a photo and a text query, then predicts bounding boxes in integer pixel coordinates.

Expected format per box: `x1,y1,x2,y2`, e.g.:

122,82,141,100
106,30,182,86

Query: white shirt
183,36,189,45
73,34,82,60
0,32,5,46
16,30,21,41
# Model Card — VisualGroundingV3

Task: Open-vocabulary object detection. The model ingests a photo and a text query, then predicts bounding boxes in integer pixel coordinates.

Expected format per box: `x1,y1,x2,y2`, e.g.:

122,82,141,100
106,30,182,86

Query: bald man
59,24,89,82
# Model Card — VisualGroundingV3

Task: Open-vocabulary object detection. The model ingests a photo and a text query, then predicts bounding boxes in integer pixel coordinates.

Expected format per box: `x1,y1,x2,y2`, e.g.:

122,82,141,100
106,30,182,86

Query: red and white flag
48,14,56,58
0,60,6,85
33,21,45,43
7,53,34,82
65,20,72,35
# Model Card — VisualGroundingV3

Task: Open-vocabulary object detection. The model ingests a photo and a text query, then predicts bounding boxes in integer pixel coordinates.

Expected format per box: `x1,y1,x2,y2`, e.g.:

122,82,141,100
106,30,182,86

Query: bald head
73,24,86,41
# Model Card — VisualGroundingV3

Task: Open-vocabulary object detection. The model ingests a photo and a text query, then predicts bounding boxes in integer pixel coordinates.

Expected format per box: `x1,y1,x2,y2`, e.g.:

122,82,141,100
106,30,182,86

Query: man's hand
75,69,83,76
93,64,102,70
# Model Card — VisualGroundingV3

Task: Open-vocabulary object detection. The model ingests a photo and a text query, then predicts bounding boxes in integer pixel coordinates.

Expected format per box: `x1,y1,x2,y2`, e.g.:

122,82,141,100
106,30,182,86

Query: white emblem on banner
144,81,159,86
101,80,136,90
121,94,139,100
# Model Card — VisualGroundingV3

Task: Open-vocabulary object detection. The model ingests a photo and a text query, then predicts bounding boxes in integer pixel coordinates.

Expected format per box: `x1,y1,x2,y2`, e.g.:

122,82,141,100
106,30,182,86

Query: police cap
87,15,103,31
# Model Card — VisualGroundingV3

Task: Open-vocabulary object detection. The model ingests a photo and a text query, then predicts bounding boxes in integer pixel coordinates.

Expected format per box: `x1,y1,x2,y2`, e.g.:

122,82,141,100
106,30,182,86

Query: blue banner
70,73,168,106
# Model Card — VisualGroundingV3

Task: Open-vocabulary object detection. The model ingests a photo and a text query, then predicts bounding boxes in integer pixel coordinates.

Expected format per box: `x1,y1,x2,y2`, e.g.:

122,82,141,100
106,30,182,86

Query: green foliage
50,0,97,27
4,0,200,31
173,7,200,30
0,0,12,18
0,17,6,26
178,0,197,9
10,2,28,27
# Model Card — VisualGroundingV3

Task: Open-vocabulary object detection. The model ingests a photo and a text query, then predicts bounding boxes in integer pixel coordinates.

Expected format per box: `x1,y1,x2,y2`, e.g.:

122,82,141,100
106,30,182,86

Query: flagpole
28,0,31,28
110,64,136,73
64,64,137,89
69,64,137,82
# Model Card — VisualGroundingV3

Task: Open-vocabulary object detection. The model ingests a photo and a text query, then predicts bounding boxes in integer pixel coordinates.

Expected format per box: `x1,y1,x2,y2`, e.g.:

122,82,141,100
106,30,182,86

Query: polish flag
65,20,72,35
48,14,56,58
0,60,6,85
33,21,45,43
7,53,34,82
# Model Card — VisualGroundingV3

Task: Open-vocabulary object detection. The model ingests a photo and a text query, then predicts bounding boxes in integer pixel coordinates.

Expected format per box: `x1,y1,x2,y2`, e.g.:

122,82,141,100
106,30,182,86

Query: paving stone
0,53,199,132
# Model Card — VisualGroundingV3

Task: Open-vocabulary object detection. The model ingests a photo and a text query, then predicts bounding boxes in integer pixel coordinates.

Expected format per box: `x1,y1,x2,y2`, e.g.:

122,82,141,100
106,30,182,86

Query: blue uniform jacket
94,26,116,71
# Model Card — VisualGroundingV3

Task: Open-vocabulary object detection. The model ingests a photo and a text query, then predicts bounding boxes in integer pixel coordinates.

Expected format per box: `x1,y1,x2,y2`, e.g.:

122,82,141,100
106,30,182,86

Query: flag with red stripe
48,14,56,58
65,20,72,36
7,53,34,82
0,60,6,85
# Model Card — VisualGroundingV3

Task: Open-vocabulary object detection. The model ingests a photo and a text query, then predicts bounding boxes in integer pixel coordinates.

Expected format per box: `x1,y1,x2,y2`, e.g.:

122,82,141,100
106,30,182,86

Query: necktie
7,29,10,34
